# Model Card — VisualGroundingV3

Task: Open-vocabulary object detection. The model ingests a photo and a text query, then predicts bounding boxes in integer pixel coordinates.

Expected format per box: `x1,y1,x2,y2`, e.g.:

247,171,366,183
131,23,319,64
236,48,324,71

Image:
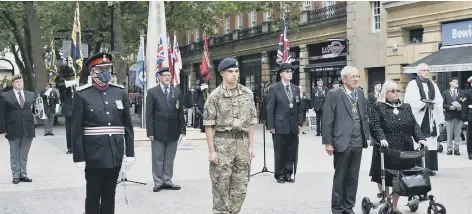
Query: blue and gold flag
48,32,58,84
68,2,83,78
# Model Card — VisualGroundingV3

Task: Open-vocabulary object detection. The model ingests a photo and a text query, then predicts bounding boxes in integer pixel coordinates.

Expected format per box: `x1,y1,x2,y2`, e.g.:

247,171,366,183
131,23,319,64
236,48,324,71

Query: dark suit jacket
266,81,304,135
442,89,464,121
146,85,186,142
367,91,379,106
0,90,37,140
312,86,329,111
322,87,370,152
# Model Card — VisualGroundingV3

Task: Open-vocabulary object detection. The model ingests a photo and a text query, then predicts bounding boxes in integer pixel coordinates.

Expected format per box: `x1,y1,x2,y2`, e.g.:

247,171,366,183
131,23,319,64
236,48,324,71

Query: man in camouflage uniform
203,57,257,214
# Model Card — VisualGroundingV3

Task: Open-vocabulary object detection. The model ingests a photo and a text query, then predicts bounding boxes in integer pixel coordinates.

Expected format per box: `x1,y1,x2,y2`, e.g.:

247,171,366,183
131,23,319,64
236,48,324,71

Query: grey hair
377,80,398,103
340,66,359,78
416,63,428,72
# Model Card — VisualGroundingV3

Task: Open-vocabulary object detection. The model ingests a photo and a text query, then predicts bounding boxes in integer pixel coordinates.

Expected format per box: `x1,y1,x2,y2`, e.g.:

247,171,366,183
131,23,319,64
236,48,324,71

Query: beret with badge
10,74,22,82
217,57,239,72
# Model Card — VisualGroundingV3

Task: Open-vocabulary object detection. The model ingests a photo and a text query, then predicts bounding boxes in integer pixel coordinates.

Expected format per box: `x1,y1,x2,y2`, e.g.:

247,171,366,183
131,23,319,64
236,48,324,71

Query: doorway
367,67,385,93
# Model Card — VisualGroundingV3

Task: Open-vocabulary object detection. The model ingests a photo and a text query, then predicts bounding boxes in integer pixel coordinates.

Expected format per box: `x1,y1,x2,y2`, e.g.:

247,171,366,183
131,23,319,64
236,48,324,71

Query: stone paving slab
0,125,471,214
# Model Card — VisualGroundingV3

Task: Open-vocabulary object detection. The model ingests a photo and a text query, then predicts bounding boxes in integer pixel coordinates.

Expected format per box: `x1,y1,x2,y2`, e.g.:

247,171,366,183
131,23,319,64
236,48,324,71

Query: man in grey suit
0,74,37,184
322,66,370,214
146,67,186,192
267,63,304,183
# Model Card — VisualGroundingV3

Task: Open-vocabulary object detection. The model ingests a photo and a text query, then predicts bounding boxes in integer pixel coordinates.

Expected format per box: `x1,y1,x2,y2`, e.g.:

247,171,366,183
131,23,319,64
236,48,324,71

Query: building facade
383,1,472,96
179,1,349,102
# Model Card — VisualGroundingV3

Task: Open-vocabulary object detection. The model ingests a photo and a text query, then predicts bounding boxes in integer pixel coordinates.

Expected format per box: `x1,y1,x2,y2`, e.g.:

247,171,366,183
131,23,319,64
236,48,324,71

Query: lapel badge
176,100,179,109
295,95,299,103
460,97,466,102
102,54,107,62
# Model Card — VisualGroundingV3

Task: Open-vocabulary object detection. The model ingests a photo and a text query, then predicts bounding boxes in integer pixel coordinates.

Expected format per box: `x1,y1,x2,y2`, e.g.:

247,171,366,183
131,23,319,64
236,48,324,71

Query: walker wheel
437,144,443,153
378,204,392,214
361,197,372,214
408,196,419,212
427,202,446,214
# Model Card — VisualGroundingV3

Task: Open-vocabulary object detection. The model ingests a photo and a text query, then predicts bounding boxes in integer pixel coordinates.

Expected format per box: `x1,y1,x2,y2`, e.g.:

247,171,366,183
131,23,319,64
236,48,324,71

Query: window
236,15,243,30
372,1,381,32
225,15,230,33
194,29,200,42
263,11,272,21
302,1,312,11
325,1,336,18
250,11,257,27
409,28,424,44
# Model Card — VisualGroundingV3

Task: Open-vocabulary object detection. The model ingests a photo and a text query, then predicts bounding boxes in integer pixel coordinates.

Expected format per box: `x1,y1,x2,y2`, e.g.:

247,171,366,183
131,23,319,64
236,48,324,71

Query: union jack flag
276,22,291,65
155,36,166,76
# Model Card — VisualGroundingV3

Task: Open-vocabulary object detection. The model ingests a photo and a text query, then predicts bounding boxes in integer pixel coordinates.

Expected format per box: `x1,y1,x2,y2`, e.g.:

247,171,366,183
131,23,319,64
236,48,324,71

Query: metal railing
306,2,347,24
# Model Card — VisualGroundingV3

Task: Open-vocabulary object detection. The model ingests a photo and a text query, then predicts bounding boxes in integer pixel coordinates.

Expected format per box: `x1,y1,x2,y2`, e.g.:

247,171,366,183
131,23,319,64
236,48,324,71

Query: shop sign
308,40,348,61
442,20,472,46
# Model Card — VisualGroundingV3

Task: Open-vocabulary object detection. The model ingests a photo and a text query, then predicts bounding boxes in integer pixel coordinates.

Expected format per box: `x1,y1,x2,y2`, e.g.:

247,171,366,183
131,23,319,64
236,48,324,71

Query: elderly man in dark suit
442,77,464,156
322,66,370,214
146,67,186,192
0,74,37,184
312,78,329,136
267,63,304,184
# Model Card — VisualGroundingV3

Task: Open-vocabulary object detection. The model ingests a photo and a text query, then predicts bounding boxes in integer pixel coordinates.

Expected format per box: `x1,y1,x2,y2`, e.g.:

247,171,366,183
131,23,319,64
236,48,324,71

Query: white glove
125,157,136,165
465,122,468,126
75,162,86,174
380,140,389,147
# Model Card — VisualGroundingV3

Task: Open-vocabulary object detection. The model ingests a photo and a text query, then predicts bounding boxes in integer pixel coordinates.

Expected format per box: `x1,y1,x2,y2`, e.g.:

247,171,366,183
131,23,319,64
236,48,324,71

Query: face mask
97,71,111,83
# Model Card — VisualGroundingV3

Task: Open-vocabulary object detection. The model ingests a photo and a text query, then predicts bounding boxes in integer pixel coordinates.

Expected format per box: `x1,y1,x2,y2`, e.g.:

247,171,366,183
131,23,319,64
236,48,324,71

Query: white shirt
282,81,292,98
13,89,25,105
160,83,170,96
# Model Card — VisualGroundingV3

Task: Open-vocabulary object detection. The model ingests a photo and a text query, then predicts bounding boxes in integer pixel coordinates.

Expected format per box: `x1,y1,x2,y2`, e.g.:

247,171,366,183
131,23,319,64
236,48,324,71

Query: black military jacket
461,89,472,122
71,83,134,169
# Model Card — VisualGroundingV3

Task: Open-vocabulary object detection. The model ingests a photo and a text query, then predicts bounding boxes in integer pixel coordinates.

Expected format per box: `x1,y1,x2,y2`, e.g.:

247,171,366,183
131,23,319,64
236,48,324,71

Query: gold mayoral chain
342,87,358,114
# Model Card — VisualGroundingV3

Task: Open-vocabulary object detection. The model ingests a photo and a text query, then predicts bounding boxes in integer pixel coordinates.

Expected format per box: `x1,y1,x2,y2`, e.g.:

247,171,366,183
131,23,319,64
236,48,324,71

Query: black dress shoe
162,183,181,190
447,151,453,155
12,178,20,184
20,177,32,182
284,176,295,183
66,149,72,154
429,171,436,176
454,150,460,155
153,186,163,192
276,177,285,184
469,155,472,160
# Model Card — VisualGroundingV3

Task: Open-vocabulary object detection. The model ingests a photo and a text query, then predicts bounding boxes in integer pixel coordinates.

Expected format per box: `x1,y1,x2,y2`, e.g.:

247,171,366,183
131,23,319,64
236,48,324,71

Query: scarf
415,77,435,101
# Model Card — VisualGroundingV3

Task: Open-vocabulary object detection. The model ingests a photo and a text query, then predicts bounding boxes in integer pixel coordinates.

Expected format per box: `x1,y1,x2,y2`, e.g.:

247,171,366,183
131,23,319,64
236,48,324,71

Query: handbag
392,166,431,196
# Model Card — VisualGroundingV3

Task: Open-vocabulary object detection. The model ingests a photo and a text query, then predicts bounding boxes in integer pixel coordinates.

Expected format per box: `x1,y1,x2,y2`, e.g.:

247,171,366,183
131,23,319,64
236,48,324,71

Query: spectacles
160,74,172,77
92,66,112,73
389,89,400,93
284,70,294,73
348,75,360,79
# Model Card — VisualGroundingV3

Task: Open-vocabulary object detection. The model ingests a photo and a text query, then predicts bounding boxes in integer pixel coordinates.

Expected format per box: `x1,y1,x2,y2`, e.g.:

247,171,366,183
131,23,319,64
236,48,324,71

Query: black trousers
85,166,121,214
331,146,363,214
272,133,298,179
467,125,472,156
315,110,323,134
65,116,72,149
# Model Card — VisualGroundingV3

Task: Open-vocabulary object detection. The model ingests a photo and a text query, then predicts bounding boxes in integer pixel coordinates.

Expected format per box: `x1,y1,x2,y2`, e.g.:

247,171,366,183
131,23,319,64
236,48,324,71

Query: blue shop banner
442,20,472,46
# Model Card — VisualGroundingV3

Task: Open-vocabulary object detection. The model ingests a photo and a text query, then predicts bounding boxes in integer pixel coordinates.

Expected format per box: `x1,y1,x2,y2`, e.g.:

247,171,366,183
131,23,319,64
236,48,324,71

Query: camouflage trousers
209,136,251,214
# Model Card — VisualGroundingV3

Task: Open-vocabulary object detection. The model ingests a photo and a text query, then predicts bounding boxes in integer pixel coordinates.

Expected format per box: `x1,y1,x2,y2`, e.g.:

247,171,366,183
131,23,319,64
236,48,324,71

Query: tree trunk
23,1,47,93
0,11,35,91
111,2,127,87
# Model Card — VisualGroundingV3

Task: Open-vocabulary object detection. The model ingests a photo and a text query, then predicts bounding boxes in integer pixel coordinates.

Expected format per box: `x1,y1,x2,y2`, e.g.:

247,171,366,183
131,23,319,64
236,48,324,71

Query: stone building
383,1,472,95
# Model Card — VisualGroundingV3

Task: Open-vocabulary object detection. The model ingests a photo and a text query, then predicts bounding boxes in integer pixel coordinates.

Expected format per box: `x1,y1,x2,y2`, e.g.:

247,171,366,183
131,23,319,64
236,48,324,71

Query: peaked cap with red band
85,52,113,69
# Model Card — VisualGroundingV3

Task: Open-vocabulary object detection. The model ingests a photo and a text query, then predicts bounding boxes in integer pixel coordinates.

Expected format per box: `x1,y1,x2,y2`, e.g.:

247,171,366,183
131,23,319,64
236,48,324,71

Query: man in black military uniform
461,76,472,160
71,52,135,214
312,78,328,136
57,65,76,154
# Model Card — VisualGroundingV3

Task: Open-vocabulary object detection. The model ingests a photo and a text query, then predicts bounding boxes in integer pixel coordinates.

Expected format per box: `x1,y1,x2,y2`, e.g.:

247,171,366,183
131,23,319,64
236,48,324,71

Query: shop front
304,40,348,94
268,47,300,85
404,19,472,91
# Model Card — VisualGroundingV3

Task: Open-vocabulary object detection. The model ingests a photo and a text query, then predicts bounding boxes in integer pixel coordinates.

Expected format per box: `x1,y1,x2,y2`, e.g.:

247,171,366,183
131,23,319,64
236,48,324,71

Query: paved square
0,124,471,214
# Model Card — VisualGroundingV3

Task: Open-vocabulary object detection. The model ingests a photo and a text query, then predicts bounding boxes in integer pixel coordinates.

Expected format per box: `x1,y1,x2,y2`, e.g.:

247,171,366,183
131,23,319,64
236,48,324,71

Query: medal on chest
115,100,124,109
289,103,293,108
352,102,357,114
176,100,179,109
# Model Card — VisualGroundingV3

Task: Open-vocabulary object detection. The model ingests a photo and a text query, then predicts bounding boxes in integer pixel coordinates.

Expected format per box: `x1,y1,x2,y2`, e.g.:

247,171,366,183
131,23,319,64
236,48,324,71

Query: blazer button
350,125,353,127
106,112,109,114
104,93,107,95
109,134,112,136
105,102,108,105
108,123,111,126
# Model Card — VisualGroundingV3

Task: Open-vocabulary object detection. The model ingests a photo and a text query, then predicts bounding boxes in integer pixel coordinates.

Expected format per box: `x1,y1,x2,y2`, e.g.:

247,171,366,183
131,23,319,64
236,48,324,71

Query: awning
403,45,472,73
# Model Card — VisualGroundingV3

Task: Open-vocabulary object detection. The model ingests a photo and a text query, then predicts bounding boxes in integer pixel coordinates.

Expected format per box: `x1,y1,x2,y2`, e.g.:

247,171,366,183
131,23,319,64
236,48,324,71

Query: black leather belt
214,131,248,139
